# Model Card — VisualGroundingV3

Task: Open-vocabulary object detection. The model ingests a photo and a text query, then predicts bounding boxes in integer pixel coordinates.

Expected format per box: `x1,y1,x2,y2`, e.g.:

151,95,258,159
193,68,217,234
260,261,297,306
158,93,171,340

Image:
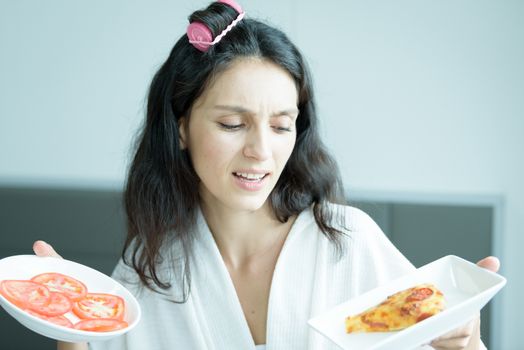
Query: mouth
232,171,270,182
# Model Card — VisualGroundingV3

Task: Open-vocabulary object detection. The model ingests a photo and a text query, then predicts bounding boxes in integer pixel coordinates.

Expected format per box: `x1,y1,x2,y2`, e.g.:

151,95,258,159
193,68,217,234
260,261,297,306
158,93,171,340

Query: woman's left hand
430,256,500,350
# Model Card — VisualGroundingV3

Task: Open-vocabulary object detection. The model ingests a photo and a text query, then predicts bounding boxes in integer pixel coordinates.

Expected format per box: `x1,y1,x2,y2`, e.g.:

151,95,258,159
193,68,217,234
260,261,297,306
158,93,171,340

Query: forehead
194,58,298,110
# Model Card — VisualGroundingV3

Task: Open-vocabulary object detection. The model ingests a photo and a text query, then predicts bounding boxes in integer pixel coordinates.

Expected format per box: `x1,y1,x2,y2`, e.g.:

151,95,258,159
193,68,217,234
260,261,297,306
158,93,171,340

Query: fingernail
33,240,48,254
38,240,52,249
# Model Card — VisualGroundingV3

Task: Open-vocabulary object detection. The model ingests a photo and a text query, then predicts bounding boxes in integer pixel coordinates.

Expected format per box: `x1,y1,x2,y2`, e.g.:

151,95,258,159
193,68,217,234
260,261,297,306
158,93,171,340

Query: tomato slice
406,287,434,302
73,293,125,320
0,280,50,310
73,318,128,332
31,272,87,301
29,291,72,317
26,310,73,328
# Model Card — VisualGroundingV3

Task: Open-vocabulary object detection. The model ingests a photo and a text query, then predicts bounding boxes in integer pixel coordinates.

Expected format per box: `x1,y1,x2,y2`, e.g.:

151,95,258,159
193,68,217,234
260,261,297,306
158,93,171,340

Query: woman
34,0,499,349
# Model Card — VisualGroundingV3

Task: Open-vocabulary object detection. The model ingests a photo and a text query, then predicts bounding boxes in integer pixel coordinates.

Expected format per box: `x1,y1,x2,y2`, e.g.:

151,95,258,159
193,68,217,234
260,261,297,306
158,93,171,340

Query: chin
228,196,270,213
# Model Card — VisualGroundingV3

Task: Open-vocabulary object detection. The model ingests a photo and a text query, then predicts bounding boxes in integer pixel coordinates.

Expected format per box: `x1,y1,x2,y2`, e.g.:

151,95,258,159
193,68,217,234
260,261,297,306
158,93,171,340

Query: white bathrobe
89,205,425,350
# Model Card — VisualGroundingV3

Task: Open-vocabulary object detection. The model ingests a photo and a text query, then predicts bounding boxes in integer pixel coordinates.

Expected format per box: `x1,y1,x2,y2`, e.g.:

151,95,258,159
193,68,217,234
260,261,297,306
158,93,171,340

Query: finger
476,256,500,273
432,322,476,341
33,240,62,259
430,335,471,349
430,316,478,346
431,316,481,350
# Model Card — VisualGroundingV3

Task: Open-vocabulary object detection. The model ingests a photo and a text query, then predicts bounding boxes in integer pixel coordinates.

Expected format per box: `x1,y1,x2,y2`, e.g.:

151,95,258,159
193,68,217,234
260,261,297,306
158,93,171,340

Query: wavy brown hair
123,1,347,301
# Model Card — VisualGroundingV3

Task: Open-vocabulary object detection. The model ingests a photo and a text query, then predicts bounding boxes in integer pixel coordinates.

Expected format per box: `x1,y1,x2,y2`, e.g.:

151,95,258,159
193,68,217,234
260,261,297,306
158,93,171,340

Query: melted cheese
345,283,445,333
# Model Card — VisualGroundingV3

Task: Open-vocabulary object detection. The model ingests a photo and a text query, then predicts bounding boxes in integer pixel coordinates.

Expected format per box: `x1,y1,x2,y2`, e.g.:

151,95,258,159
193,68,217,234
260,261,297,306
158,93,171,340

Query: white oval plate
0,255,141,342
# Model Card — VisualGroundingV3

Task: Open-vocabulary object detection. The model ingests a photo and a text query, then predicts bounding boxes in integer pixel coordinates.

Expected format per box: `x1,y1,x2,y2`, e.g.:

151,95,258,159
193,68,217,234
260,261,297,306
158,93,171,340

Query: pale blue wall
1,1,522,348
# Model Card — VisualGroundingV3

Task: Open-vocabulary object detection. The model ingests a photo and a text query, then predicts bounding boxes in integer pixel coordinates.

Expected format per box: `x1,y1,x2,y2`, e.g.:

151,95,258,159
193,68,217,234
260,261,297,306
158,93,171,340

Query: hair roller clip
218,0,243,14
187,22,214,52
187,0,245,52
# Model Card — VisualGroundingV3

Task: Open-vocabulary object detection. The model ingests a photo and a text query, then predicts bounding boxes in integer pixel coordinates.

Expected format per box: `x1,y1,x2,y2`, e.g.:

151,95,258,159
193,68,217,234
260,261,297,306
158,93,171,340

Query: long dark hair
122,1,347,301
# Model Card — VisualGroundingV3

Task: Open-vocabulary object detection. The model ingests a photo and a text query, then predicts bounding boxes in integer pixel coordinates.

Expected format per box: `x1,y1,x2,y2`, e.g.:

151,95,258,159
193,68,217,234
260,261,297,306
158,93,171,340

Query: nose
243,126,271,161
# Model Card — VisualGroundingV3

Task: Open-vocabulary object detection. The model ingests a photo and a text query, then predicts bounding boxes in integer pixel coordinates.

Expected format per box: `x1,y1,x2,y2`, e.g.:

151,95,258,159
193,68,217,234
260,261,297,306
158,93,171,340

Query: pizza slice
345,283,445,333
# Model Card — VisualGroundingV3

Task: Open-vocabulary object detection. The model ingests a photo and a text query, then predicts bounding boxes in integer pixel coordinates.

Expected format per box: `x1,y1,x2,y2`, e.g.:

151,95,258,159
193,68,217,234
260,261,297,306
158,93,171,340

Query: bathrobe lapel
190,210,256,349
190,209,319,350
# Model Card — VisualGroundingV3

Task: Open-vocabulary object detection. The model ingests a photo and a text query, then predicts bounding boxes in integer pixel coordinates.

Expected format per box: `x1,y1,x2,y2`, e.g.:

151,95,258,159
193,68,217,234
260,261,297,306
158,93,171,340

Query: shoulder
111,258,142,292
318,202,387,236
298,203,415,299
339,203,382,232
296,203,384,241
297,202,400,256
325,203,405,254
315,202,415,276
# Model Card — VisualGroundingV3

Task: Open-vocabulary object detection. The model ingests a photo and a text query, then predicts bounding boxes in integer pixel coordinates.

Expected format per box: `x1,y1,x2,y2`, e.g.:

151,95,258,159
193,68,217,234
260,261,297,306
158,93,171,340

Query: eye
272,125,293,133
218,122,243,130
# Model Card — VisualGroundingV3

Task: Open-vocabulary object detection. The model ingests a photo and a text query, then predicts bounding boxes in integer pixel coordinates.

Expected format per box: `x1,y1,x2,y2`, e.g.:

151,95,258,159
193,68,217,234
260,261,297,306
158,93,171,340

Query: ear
178,117,187,150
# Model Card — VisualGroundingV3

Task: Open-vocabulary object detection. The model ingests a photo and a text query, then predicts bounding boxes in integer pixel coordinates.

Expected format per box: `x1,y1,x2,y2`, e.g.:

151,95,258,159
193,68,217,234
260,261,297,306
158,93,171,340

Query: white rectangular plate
308,255,506,350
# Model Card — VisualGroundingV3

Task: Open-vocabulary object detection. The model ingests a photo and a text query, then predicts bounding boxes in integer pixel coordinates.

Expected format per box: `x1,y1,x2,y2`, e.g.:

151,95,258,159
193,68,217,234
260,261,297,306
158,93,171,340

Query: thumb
476,256,500,273
33,240,62,259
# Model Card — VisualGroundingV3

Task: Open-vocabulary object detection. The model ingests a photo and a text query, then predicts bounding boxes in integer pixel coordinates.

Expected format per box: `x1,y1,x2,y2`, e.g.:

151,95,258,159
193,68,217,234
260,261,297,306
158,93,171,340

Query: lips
231,170,271,191
233,172,268,181
232,169,270,179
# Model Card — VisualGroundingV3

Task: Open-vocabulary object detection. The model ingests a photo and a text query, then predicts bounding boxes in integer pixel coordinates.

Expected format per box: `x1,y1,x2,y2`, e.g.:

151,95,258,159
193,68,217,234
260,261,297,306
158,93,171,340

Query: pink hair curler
187,22,214,52
218,0,243,14
187,0,246,52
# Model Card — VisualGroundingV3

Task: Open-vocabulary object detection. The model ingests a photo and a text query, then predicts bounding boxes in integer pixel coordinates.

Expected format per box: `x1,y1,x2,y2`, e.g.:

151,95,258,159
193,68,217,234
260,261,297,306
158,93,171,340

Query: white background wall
1,0,522,348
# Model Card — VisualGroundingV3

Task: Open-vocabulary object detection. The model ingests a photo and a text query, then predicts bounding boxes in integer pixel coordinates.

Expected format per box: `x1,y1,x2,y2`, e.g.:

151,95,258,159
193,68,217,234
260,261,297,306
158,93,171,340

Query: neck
200,201,295,269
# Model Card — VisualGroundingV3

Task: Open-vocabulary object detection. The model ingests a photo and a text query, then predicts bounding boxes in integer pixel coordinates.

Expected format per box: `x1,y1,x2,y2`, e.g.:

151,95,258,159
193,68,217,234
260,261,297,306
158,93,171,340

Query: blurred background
0,0,522,349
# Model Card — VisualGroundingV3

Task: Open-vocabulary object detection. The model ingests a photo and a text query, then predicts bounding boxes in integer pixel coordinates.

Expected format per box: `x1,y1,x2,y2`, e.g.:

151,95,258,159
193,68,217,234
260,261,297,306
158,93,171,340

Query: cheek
190,131,237,175
277,136,296,163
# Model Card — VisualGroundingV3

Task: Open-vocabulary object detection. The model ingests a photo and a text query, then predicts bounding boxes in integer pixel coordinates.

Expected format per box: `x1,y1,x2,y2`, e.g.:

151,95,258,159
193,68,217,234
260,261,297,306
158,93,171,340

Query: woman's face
180,58,299,213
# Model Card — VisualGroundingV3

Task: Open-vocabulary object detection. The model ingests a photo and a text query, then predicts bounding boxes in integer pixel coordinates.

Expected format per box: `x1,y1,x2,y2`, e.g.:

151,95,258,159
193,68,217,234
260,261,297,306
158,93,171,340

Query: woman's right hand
32,241,88,350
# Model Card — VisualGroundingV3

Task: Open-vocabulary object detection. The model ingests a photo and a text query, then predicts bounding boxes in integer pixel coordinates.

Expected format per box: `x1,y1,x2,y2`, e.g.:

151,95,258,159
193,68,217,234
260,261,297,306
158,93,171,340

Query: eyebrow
213,105,299,118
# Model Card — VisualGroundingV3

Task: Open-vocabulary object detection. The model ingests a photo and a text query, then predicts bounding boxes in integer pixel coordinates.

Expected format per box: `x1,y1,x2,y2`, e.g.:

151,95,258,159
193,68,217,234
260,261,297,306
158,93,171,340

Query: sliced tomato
73,318,128,332
416,312,434,323
73,293,125,320
31,272,87,301
26,310,73,328
406,287,434,302
0,280,50,310
29,291,72,317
